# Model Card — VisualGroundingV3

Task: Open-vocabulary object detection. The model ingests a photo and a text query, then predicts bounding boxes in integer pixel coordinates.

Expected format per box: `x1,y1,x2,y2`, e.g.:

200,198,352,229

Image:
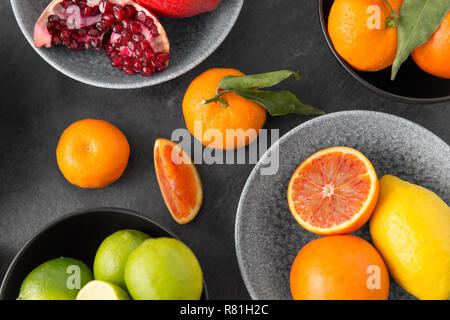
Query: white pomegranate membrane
35,0,170,77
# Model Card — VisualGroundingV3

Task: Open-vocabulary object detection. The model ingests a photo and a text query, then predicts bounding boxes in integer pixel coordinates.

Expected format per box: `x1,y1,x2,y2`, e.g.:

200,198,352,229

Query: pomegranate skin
136,0,221,18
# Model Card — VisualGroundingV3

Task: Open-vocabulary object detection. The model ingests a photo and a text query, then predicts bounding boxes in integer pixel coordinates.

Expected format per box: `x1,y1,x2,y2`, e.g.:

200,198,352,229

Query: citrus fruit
182,68,267,150
154,139,203,224
370,175,450,300
93,229,149,289
290,235,389,300
124,237,203,300
56,119,130,188
328,0,403,71
411,11,450,79
76,280,131,300
287,147,379,235
18,257,93,300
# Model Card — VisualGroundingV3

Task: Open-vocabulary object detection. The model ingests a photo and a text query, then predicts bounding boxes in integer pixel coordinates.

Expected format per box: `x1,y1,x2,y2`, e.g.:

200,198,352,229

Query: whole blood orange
56,119,130,188
287,147,379,235
290,235,390,300
154,139,203,224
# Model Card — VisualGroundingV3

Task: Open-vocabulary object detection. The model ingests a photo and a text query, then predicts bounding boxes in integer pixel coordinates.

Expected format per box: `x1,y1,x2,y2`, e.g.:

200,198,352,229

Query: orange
154,139,203,224
412,12,450,79
287,147,379,235
328,0,403,71
182,68,267,150
290,235,389,300
56,119,130,188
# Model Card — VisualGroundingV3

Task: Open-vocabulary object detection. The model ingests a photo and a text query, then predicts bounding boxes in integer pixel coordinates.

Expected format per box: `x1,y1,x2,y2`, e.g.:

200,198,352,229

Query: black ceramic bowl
0,208,208,300
319,0,450,104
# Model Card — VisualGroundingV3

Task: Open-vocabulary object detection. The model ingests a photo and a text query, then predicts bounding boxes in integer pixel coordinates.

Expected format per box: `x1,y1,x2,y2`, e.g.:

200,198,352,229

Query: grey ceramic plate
10,0,243,89
235,111,450,300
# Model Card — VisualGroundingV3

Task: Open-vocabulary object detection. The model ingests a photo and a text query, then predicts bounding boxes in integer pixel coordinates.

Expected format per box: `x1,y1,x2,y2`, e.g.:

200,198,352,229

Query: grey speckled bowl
10,0,243,89
235,111,450,300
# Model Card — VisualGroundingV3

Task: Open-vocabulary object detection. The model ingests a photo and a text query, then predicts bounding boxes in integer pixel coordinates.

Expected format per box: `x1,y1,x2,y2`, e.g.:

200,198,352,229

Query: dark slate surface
0,0,449,300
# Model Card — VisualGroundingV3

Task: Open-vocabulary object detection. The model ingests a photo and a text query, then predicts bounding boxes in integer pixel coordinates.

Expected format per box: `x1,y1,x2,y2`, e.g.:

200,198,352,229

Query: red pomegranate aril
112,23,123,33
112,57,123,67
128,41,137,51
113,5,125,22
124,5,137,19
82,6,91,17
99,0,113,14
145,17,154,28
141,66,154,76
136,11,147,23
144,49,154,59
102,13,115,26
156,52,169,63
129,21,141,33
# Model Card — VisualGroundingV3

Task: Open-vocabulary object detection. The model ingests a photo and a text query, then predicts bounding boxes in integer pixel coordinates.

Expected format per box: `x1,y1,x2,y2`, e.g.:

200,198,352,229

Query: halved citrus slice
76,280,130,300
287,147,379,235
154,139,203,224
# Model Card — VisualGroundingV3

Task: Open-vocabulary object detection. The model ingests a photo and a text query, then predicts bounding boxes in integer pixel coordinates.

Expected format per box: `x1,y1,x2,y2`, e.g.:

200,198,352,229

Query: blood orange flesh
154,139,202,224
287,147,379,235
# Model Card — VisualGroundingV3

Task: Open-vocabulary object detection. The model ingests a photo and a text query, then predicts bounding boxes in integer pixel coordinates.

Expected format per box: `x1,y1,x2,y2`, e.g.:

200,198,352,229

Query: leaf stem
202,90,230,108
383,0,399,27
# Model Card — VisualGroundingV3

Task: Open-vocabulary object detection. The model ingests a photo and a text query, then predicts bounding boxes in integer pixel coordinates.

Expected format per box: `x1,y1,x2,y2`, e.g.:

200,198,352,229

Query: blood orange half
154,139,203,224
287,147,379,235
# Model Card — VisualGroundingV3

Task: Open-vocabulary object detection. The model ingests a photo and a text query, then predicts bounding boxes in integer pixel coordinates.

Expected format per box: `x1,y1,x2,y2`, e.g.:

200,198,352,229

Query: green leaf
231,89,324,116
391,0,450,80
218,70,301,91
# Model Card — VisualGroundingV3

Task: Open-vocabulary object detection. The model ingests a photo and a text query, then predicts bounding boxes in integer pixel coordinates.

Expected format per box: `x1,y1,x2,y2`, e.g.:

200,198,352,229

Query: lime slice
76,280,130,300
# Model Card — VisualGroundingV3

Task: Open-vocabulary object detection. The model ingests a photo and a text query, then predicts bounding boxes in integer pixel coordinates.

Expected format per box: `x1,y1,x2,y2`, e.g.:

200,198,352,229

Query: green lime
93,229,149,289
76,280,130,300
124,237,203,300
18,257,93,300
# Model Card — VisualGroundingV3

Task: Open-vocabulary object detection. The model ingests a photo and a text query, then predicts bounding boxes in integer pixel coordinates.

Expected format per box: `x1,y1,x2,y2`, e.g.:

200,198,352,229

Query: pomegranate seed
141,66,154,76
132,34,144,42
150,26,159,36
145,17,155,28
113,5,125,22
124,68,135,75
133,61,142,71
88,27,100,37
77,28,87,37
91,39,101,48
135,48,143,57
112,57,123,67
102,14,115,26
99,0,113,13
128,21,140,33
53,36,62,45
136,11,147,23
127,41,137,51
156,53,169,63
48,15,60,24
138,41,149,51
82,7,91,17
112,24,123,33
124,5,136,19
144,49,154,60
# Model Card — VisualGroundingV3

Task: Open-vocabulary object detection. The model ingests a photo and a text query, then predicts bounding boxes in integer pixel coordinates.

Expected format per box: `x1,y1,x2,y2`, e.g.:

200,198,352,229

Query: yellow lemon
370,175,450,300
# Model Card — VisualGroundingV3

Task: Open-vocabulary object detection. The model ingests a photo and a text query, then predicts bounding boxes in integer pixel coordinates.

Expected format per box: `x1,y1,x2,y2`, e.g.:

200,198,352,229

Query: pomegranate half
34,0,170,77
136,0,222,18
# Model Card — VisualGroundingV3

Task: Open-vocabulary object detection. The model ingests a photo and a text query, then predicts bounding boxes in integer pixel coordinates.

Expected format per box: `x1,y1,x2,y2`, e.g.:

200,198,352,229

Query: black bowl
0,208,208,300
319,0,450,104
